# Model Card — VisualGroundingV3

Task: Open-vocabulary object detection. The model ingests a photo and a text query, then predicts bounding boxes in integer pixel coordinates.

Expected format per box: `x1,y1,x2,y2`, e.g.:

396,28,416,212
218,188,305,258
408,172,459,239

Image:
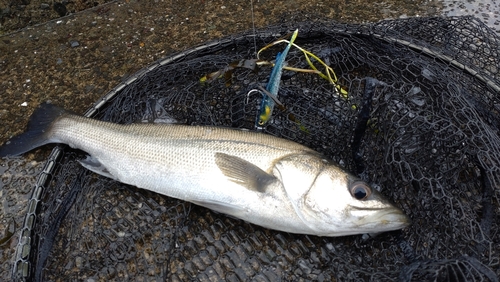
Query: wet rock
53,2,67,17
84,85,95,94
1,7,11,17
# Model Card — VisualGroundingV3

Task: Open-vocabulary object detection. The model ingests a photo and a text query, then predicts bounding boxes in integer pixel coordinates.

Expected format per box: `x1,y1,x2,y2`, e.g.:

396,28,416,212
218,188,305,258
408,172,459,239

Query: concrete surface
0,0,499,280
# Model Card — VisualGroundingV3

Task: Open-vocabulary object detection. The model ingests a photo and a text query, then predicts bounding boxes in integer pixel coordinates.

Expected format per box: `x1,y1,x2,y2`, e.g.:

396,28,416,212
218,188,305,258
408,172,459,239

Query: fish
0,102,410,237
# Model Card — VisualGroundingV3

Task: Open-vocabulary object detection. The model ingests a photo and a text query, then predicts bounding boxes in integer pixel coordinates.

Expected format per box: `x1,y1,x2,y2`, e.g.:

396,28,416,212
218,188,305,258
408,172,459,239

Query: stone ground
0,0,498,280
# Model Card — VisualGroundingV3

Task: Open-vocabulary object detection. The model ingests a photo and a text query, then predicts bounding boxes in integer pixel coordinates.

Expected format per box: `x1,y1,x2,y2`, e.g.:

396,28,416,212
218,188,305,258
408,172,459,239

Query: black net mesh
12,16,500,281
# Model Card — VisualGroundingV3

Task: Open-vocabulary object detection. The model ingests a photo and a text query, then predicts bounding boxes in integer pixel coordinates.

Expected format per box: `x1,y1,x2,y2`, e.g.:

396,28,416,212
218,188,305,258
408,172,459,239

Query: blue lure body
255,29,298,128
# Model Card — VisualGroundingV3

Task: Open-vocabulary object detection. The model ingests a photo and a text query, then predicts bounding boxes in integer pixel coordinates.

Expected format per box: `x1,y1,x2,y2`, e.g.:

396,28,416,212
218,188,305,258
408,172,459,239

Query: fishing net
10,15,500,281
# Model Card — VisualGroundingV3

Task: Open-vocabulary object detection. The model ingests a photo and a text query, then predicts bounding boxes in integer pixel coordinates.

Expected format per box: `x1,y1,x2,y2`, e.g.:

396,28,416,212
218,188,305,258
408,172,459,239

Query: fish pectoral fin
78,156,116,180
214,152,277,193
191,199,246,218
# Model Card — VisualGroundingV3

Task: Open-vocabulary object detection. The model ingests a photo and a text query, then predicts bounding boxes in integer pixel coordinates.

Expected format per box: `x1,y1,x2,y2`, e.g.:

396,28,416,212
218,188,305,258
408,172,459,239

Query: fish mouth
374,207,410,227
352,206,411,230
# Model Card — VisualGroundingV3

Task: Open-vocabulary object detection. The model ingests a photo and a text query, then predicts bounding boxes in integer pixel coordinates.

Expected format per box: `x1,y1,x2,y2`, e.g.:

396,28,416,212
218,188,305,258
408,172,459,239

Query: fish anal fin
78,156,116,180
191,199,246,218
214,152,276,193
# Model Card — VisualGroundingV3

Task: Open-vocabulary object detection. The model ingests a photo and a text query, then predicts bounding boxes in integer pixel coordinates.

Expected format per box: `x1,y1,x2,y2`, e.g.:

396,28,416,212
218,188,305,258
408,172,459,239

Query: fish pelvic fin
78,155,117,180
214,152,277,192
0,102,67,157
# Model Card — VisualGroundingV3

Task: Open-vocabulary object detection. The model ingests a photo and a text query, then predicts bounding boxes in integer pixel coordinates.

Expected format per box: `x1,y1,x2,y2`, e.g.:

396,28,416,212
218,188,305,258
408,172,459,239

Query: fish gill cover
9,16,500,281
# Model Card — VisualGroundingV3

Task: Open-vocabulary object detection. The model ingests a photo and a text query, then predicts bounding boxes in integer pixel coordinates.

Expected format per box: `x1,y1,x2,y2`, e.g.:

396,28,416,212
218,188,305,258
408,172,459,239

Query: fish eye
350,181,371,200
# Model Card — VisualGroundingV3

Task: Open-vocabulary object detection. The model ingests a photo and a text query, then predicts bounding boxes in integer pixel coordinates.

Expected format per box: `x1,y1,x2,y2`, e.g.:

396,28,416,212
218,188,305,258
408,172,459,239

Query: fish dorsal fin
79,155,117,180
140,98,180,124
214,152,277,192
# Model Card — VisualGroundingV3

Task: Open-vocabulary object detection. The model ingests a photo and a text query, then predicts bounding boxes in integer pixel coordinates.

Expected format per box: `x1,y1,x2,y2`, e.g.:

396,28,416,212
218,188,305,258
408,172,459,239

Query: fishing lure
200,29,348,128
255,29,298,128
257,35,348,98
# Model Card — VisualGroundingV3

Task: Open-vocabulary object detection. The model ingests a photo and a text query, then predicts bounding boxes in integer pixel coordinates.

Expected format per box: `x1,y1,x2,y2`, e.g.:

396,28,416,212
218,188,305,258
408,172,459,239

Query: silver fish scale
25,106,406,239
54,115,315,180
50,114,327,233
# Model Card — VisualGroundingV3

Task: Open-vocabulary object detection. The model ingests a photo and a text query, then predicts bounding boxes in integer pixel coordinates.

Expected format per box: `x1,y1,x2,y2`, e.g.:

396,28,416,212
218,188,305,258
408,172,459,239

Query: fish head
275,153,410,236
301,165,410,236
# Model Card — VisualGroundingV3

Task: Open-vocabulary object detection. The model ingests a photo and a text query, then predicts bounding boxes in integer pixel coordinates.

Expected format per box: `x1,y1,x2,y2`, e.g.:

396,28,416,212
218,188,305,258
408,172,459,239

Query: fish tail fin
0,102,67,157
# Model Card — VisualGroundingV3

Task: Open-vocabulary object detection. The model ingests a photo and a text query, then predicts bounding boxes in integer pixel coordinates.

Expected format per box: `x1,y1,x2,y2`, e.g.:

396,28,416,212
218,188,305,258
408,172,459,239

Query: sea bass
0,103,409,236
